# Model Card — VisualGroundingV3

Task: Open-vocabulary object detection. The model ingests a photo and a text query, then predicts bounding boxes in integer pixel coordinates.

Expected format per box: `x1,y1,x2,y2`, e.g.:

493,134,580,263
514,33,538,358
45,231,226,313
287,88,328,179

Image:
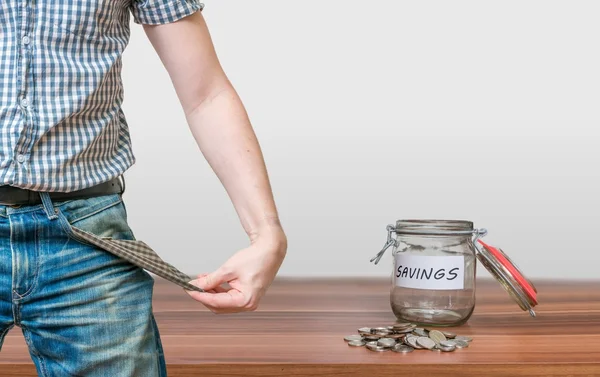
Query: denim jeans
0,192,167,376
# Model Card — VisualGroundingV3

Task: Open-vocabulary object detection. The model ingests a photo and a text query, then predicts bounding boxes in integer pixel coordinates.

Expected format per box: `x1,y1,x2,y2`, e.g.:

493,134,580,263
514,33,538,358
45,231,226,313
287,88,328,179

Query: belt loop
39,192,58,220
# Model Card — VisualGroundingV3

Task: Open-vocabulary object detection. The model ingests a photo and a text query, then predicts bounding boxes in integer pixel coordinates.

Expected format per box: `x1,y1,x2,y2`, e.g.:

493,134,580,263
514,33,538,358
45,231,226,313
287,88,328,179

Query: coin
391,344,414,353
439,344,456,352
416,337,436,350
444,340,458,347
393,322,413,328
372,327,390,334
366,343,389,352
346,325,473,355
377,338,396,348
387,333,406,340
394,327,416,334
455,335,473,342
344,335,364,342
439,340,456,348
441,331,456,339
428,330,447,345
347,340,366,347
406,336,421,349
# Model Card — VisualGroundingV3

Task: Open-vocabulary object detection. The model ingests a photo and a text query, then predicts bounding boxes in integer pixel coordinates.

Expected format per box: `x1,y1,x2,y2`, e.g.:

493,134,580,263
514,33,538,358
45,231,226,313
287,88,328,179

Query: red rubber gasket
478,239,538,306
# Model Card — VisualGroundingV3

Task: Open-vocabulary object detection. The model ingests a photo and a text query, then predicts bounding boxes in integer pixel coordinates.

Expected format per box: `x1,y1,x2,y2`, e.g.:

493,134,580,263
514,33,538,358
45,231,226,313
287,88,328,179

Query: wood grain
1,278,599,376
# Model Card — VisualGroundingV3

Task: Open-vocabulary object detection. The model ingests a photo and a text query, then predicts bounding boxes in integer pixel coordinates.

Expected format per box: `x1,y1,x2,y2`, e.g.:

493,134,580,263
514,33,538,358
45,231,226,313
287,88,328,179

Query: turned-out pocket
55,194,203,293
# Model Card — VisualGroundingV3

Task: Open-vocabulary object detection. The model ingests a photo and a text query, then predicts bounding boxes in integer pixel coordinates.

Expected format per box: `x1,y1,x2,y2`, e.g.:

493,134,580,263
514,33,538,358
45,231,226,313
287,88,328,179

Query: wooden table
1,278,599,376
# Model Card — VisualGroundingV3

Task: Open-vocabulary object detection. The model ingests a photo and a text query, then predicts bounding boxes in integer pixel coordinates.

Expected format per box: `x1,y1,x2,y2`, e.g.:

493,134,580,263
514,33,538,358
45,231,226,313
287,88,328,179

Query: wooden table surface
1,278,599,376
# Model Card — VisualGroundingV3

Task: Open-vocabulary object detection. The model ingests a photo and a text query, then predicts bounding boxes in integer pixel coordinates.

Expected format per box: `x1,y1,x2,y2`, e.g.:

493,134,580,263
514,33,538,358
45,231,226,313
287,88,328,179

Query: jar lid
475,239,538,317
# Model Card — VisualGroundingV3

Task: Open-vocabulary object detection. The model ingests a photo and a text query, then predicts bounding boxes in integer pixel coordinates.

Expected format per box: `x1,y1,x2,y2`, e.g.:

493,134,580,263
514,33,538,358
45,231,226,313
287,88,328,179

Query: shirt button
22,35,30,45
16,154,26,163
20,97,29,107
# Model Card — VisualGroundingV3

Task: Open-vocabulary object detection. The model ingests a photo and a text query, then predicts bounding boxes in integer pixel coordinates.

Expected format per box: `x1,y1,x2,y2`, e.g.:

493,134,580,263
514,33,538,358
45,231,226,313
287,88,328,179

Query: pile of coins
344,323,473,353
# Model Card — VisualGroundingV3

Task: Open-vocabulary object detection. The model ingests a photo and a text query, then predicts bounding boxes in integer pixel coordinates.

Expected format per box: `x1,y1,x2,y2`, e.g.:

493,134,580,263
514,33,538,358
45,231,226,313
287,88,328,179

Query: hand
184,228,287,313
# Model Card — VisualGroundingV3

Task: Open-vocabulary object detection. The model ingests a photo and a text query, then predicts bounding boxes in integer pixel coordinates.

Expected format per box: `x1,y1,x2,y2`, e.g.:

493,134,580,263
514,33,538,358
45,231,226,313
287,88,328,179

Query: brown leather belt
0,176,125,207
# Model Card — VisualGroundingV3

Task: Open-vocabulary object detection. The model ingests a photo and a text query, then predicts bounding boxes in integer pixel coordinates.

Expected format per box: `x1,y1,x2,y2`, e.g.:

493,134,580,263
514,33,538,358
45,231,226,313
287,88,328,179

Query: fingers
211,285,228,293
190,283,226,294
194,274,228,293
185,268,260,313
191,268,231,291
185,288,259,314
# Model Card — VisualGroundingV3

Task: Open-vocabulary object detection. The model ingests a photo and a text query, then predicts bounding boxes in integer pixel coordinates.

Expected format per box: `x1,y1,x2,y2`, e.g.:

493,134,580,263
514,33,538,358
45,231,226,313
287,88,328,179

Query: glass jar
371,219,538,327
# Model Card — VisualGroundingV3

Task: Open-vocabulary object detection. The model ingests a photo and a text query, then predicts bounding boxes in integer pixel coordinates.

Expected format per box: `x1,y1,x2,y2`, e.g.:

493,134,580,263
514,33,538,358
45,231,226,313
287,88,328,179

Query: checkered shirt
0,0,204,192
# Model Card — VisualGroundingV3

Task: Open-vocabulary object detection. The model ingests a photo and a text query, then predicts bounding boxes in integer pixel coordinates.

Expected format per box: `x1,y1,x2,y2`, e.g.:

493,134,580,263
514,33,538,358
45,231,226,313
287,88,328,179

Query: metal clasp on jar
370,224,488,265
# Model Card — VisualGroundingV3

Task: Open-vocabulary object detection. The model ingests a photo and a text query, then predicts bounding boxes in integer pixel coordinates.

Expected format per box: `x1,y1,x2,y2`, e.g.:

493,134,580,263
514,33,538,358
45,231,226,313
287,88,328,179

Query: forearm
184,84,283,242
142,12,284,243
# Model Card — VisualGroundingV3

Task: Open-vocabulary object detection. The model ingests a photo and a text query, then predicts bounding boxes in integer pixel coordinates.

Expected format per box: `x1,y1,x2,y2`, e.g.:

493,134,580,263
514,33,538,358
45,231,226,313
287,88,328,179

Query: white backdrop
120,1,599,279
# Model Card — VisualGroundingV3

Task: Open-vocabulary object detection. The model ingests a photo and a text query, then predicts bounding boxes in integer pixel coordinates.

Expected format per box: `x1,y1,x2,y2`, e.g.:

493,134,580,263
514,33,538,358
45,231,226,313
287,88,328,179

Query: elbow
183,79,234,119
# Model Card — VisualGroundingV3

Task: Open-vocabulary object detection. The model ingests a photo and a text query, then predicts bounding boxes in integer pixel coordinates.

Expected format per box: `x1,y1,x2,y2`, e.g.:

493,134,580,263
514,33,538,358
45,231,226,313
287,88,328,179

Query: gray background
120,0,599,279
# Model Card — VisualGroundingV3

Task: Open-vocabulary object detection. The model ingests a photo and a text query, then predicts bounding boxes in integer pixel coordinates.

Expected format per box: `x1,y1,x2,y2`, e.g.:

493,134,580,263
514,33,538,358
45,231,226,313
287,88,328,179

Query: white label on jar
394,254,464,290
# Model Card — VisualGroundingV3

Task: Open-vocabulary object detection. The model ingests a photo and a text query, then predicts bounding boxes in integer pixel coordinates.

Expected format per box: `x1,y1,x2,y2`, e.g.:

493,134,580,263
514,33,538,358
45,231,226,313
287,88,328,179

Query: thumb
195,268,229,291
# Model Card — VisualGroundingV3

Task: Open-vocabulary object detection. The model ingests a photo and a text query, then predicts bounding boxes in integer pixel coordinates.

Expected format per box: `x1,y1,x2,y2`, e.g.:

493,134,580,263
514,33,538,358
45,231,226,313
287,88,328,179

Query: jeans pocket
56,194,135,245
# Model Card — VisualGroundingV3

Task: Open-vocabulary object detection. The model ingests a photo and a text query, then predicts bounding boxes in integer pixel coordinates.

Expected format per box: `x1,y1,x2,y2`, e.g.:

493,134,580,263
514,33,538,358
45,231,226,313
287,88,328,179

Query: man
0,1,287,375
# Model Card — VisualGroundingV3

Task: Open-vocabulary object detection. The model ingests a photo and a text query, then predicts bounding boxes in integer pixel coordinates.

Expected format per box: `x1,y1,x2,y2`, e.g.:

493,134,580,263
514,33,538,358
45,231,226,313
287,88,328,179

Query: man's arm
142,11,287,313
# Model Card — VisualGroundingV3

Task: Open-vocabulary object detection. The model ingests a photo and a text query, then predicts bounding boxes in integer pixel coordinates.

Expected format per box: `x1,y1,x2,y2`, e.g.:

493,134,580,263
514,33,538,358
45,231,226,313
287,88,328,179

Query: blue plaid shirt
0,0,204,192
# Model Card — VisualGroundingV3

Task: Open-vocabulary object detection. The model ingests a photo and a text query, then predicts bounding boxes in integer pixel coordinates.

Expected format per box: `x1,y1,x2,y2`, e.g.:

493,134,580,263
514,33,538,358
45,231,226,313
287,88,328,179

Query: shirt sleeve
130,0,204,25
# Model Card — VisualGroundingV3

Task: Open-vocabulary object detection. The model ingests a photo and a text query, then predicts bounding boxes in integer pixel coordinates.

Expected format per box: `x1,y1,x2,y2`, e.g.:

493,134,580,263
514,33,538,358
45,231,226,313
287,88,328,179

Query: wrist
247,218,287,246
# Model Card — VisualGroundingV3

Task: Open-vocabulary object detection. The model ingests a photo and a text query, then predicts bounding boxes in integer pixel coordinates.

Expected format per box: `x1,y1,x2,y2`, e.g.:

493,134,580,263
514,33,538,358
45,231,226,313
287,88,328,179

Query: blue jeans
0,192,167,376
